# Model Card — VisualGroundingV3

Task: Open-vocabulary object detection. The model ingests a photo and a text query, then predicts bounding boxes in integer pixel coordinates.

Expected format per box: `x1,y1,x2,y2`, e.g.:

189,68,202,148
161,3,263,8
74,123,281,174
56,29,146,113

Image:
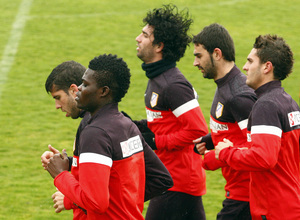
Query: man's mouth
197,67,204,72
75,92,80,101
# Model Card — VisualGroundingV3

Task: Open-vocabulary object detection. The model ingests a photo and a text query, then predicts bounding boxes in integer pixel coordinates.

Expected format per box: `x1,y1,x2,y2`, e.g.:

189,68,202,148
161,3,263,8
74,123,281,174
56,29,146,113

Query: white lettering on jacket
146,109,162,122
72,157,77,167
288,111,300,127
120,135,143,158
210,119,228,133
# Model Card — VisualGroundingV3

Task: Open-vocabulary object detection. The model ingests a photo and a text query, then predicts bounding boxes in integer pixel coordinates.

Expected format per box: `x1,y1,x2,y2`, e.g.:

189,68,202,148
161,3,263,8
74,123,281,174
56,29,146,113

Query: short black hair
88,54,131,103
193,23,235,62
45,61,86,93
143,4,193,62
253,34,294,80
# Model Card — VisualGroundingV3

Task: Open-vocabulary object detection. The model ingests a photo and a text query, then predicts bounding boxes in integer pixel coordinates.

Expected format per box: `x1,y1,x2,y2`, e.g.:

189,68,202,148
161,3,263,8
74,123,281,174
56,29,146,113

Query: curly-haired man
46,54,173,219
134,4,209,220
216,35,300,220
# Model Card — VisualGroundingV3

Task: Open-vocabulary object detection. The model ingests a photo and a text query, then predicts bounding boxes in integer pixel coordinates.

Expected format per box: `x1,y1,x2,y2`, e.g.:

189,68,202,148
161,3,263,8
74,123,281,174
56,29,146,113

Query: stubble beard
137,52,144,62
203,54,217,79
202,65,217,79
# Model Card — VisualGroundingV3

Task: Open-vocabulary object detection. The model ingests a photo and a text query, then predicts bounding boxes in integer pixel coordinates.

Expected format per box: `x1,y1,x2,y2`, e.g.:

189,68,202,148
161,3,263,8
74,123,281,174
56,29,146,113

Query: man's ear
263,61,273,74
69,84,79,97
99,86,111,97
213,48,222,60
155,42,164,53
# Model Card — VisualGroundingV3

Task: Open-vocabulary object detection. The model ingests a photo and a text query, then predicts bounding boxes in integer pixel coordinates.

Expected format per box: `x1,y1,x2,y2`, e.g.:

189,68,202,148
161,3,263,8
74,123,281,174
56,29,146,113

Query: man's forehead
50,85,66,96
143,24,154,34
83,68,99,84
248,48,258,58
51,89,62,95
250,48,257,55
51,84,60,93
193,44,206,53
83,68,95,78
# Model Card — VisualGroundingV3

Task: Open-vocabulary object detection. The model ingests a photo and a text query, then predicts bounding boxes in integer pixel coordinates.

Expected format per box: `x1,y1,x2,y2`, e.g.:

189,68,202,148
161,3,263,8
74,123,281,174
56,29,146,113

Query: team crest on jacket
216,102,224,118
150,92,159,107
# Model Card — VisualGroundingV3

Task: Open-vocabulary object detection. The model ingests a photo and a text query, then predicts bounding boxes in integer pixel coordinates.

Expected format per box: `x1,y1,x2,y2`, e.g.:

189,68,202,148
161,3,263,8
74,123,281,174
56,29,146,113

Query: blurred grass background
0,0,299,219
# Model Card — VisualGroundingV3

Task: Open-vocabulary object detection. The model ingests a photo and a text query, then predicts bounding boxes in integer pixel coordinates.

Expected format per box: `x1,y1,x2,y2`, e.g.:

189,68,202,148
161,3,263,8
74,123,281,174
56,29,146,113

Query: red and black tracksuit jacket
203,65,256,202
219,81,300,220
55,103,173,219
144,66,208,196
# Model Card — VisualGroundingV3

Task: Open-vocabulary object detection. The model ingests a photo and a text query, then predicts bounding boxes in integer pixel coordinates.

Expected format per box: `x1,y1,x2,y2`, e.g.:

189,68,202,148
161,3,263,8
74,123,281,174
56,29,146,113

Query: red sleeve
54,162,111,214
219,132,281,171
155,106,208,151
219,100,282,171
203,150,227,170
63,194,77,210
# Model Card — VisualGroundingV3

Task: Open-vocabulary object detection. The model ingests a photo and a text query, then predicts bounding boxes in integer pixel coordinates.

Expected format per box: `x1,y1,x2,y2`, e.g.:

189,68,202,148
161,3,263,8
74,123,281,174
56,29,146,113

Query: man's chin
71,115,80,119
136,54,144,62
68,109,82,119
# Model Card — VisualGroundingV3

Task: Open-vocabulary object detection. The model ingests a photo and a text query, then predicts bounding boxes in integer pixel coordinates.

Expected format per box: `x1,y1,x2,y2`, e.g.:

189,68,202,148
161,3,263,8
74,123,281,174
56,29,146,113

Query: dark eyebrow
81,77,89,85
142,30,152,37
194,52,201,57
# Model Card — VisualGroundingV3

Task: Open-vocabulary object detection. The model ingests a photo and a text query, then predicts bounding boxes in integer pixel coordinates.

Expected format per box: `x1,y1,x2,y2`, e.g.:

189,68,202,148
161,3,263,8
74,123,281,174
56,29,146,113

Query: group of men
41,4,300,220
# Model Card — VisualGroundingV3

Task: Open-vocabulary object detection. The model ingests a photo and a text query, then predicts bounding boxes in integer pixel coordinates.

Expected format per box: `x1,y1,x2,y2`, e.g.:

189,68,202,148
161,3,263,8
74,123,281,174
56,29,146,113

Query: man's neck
144,57,163,64
214,61,235,81
142,59,176,79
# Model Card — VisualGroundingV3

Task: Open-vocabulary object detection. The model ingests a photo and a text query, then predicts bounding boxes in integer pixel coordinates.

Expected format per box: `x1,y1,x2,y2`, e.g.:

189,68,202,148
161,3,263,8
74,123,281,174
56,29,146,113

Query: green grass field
0,0,299,219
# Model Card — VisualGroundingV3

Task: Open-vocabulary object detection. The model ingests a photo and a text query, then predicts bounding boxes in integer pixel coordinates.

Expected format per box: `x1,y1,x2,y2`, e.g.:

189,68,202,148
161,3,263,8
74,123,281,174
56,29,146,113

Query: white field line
0,0,33,98
0,0,248,98
27,0,249,20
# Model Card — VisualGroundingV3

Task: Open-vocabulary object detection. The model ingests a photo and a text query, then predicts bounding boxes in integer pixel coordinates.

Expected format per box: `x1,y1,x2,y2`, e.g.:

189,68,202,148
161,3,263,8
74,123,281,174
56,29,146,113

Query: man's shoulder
159,67,192,89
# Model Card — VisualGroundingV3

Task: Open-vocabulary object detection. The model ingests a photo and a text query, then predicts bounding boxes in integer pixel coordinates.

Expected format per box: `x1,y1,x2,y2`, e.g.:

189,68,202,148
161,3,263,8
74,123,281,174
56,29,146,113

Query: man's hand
215,138,233,160
193,134,214,154
52,191,66,213
41,145,60,170
47,150,69,179
193,137,207,155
